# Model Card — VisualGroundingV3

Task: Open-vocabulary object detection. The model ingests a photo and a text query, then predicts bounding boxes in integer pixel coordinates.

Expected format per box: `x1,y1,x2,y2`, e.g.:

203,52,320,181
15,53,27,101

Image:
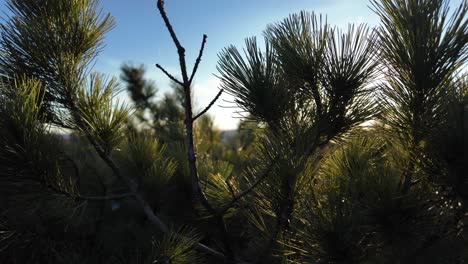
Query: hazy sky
0,0,464,129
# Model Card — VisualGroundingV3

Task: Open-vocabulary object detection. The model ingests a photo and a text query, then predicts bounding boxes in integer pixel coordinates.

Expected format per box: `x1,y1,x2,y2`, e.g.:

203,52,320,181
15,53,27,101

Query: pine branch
79,118,169,232
67,95,172,235
193,89,223,121
76,115,226,260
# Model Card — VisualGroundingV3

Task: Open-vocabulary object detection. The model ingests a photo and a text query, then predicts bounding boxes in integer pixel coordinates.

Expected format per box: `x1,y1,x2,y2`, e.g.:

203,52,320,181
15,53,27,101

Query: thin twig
225,177,236,200
218,157,277,215
189,34,208,84
156,0,189,83
193,89,223,121
155,64,183,86
218,105,239,109
83,125,169,232
156,0,184,52
221,98,236,104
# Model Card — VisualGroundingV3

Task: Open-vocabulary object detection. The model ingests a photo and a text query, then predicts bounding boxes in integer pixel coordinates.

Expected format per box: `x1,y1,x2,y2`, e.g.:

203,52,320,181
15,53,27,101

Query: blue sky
0,0,464,129
94,0,382,130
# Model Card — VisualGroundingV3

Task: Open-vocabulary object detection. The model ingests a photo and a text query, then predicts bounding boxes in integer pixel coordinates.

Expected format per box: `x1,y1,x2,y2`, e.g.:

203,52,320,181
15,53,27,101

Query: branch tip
193,89,223,121
189,34,209,84
155,63,184,86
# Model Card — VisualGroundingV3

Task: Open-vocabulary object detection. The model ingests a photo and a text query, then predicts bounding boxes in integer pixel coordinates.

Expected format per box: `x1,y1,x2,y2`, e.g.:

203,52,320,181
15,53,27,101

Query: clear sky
0,0,464,129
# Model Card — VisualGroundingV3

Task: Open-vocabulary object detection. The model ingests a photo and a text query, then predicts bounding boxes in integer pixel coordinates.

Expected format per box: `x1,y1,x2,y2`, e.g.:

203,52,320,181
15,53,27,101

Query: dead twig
193,89,223,121
189,34,208,84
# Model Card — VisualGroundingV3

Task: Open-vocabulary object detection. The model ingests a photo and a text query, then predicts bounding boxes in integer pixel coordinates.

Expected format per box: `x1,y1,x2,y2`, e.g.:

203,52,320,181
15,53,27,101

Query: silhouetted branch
82,125,169,228
155,63,183,86
156,0,231,259
193,89,223,121
218,157,277,215
156,0,184,53
63,96,171,235
225,178,237,200
156,0,189,83
189,34,208,84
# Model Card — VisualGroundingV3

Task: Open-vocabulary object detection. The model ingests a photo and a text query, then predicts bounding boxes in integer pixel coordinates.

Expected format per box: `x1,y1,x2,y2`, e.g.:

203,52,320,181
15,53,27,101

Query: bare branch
156,0,189,83
156,1,232,259
189,34,208,84
156,0,184,52
156,0,216,217
155,64,183,86
193,89,223,121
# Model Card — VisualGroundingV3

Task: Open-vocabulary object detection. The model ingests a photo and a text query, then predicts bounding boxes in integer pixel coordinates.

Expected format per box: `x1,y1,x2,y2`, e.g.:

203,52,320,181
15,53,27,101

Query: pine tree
0,0,466,263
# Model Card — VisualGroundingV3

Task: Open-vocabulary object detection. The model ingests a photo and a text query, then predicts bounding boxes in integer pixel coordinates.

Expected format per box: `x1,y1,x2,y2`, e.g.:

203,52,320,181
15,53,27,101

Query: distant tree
121,64,157,110
120,63,186,144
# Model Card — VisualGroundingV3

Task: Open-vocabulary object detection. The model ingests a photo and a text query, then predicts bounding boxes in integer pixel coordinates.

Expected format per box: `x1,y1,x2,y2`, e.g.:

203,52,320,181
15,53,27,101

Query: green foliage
0,76,77,201
1,77,45,140
286,135,465,263
265,11,329,93
424,74,468,207
321,24,378,138
75,74,129,154
125,132,176,206
149,227,203,264
218,12,377,143
0,0,467,263
296,137,400,263
0,76,85,263
373,0,467,145
0,0,115,123
199,161,236,214
217,37,292,127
